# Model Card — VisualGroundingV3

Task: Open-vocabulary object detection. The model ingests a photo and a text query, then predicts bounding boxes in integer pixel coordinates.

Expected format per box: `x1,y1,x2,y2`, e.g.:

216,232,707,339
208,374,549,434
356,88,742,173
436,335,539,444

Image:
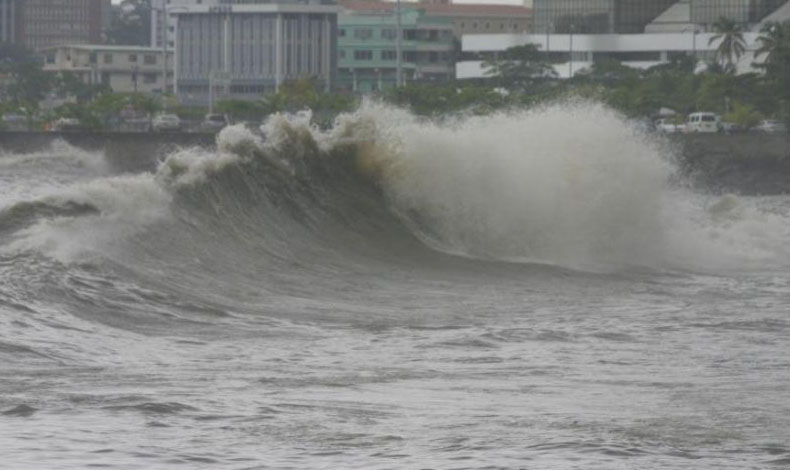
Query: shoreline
1,131,788,194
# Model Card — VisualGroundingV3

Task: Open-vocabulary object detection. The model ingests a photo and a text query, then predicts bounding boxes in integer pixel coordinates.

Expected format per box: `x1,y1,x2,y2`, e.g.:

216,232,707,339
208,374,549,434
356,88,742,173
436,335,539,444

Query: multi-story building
42,44,173,94
337,5,454,92
340,1,532,40
534,0,790,34
14,0,111,50
0,0,16,44
173,1,340,104
458,0,790,80
150,0,220,49
533,0,677,34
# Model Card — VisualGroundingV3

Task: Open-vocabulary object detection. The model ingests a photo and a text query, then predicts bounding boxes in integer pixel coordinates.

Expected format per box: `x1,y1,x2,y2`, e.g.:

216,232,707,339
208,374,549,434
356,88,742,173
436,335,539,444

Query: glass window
353,28,372,39
354,50,373,60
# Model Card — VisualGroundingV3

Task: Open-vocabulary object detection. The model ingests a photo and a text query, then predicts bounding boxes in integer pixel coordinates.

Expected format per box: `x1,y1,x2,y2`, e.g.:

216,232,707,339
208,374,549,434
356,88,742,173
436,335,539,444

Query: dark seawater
2,103,790,469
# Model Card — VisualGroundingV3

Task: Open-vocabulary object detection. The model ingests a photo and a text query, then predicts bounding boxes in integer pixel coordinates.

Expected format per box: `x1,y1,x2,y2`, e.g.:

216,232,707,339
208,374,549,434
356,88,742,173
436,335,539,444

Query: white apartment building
458,0,790,80
457,32,763,80
42,45,174,94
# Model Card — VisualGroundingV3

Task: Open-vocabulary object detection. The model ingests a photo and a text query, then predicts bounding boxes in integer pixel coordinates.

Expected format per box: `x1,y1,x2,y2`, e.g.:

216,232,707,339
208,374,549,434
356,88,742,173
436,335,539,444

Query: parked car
720,121,745,134
199,113,230,133
751,119,788,134
655,118,685,133
151,113,182,132
686,112,722,133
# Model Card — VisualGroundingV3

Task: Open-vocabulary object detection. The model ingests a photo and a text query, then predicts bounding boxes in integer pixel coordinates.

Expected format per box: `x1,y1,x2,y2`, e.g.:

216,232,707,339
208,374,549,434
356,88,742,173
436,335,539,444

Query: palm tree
754,21,789,66
709,17,747,73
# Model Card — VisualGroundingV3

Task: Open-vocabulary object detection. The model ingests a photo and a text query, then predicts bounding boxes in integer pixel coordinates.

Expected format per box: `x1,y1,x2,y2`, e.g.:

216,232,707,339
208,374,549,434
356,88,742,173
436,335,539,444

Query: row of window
339,27,452,41
341,49,451,63
45,52,159,65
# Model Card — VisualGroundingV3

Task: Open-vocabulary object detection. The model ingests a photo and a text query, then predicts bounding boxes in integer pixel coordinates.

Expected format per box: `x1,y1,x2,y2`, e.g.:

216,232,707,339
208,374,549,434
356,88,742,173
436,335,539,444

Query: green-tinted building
337,5,454,93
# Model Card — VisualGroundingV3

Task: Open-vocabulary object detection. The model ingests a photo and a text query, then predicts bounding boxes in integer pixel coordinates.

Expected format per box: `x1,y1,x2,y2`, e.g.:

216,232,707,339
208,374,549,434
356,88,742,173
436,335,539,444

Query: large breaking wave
2,101,790,273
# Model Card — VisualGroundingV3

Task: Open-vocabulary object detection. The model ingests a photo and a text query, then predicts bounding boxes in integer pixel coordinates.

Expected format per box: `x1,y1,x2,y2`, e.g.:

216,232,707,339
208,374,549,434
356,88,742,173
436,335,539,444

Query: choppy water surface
1,103,789,469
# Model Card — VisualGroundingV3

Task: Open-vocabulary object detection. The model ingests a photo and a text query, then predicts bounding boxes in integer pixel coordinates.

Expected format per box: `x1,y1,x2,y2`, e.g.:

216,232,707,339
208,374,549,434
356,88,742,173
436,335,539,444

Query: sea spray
338,101,673,268
2,102,790,272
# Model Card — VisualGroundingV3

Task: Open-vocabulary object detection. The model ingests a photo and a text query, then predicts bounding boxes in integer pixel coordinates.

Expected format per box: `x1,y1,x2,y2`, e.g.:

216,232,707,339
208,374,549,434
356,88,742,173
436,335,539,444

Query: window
381,50,396,61
381,28,396,40
129,54,137,62
354,28,372,39
339,50,346,59
143,73,157,83
354,50,373,60
144,55,157,65
103,54,113,64
339,28,346,37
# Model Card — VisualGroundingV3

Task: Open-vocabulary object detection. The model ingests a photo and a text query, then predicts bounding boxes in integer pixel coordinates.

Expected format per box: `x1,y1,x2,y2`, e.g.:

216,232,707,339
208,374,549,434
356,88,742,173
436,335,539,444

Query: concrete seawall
0,131,217,173
1,131,789,194
669,134,790,194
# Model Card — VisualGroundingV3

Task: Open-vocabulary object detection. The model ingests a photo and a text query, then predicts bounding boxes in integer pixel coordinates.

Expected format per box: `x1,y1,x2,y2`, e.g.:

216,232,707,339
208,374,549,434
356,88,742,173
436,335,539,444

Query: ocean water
1,102,789,469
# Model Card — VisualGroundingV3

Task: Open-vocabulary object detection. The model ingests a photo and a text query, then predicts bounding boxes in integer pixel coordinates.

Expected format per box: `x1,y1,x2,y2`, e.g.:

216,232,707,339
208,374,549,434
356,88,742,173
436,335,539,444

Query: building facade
15,0,111,50
0,0,15,44
337,6,454,92
457,32,761,80
533,0,677,34
151,0,220,49
459,0,790,80
173,2,339,104
534,0,790,35
42,45,173,94
340,1,532,40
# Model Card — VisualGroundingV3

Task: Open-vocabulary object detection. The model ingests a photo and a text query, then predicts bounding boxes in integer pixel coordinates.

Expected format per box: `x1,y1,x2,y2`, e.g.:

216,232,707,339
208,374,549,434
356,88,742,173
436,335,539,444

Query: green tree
0,43,54,126
754,21,790,122
483,44,557,90
107,0,152,46
709,17,747,73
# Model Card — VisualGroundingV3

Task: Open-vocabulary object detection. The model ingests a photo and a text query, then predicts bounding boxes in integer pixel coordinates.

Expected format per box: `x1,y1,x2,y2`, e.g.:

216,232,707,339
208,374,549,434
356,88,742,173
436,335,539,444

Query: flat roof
40,45,169,53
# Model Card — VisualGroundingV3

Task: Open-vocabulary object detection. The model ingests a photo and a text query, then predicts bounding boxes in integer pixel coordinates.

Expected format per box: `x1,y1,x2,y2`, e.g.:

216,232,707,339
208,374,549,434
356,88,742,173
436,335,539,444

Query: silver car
151,114,182,132
751,120,788,134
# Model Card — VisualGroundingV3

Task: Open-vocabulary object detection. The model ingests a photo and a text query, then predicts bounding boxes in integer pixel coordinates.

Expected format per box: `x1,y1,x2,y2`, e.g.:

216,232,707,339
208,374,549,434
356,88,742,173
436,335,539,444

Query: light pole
569,24,574,79
395,0,403,87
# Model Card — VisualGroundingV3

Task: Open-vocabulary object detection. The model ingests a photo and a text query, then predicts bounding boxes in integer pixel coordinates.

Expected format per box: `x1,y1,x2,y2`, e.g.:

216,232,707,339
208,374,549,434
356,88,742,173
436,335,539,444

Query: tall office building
173,1,340,103
0,0,16,44
15,0,111,49
534,0,677,34
150,0,220,49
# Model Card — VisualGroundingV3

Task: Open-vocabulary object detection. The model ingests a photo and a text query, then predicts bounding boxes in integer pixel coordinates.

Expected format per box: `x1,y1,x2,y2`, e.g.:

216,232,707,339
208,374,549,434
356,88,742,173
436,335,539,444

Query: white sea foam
332,101,790,271
2,174,171,262
0,139,107,174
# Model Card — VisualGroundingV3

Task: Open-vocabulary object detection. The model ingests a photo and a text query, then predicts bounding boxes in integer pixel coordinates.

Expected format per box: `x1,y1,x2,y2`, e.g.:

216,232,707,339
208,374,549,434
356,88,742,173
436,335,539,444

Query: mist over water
1,102,790,469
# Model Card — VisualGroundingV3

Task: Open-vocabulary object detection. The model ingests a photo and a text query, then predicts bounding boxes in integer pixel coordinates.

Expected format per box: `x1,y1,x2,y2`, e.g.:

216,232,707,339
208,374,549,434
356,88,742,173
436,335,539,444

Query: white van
686,112,722,133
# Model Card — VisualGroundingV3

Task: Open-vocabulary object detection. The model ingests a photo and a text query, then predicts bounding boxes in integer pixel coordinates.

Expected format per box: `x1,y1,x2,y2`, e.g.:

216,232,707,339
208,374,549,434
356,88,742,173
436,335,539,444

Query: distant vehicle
655,118,685,133
2,113,28,131
51,117,82,131
200,114,230,133
151,113,181,132
686,112,722,133
751,119,788,134
720,121,745,134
